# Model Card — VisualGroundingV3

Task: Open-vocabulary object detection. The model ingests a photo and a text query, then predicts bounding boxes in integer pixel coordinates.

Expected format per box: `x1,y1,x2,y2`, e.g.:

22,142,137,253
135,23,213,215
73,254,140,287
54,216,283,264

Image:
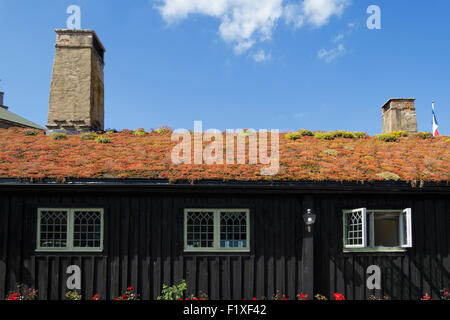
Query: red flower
252,297,257,300
298,293,309,300
333,293,345,300
122,294,127,300
421,293,431,300
127,287,133,291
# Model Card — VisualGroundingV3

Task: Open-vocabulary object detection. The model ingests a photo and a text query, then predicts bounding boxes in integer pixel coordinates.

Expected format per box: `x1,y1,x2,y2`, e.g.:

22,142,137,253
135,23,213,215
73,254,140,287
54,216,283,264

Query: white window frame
343,208,367,249
36,208,104,252
184,209,250,253
343,208,413,252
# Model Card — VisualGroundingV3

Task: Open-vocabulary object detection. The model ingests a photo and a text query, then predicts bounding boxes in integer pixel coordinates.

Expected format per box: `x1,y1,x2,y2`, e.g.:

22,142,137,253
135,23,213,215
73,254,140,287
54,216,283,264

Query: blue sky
0,0,449,135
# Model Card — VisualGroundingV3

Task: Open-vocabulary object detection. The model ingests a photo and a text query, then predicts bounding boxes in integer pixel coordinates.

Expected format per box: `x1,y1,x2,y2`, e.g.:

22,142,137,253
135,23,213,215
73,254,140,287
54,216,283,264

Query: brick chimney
381,98,418,134
47,29,105,131
0,92,8,110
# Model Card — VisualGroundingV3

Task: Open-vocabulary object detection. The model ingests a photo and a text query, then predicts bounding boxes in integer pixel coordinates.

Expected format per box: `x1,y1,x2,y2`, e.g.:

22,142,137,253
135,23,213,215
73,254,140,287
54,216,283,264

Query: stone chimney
0,92,8,110
381,98,418,134
47,29,105,131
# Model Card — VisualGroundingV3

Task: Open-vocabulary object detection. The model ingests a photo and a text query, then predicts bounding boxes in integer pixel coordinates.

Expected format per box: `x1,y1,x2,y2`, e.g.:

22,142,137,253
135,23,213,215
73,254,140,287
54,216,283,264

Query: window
184,209,250,252
343,208,412,251
37,208,104,252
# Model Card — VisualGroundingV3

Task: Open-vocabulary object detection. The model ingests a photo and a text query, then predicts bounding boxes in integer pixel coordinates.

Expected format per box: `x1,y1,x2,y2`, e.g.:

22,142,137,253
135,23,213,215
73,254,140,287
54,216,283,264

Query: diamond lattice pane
40,210,68,248
220,211,247,248
186,211,214,248
73,210,102,248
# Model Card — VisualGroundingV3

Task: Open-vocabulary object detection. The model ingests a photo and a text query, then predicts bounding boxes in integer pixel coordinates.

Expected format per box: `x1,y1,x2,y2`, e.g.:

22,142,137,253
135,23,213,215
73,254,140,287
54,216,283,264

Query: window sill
183,249,251,256
35,249,103,253
343,247,407,254
184,249,250,253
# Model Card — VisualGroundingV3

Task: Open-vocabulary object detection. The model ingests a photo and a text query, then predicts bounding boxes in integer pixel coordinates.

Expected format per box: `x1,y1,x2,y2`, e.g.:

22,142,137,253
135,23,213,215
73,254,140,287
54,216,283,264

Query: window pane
73,210,102,248
40,210,68,248
186,211,214,248
346,211,364,246
220,211,248,248
374,212,399,247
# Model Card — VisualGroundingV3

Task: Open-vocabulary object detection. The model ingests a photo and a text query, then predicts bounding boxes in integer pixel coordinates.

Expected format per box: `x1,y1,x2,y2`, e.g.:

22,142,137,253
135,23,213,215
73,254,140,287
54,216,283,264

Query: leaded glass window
73,210,102,248
343,208,366,248
37,208,104,252
184,209,250,252
220,211,248,248
39,210,68,248
186,211,214,248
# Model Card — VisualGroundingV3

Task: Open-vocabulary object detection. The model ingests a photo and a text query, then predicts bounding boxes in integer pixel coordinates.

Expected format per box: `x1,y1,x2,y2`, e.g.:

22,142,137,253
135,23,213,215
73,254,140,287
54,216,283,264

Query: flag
432,101,439,137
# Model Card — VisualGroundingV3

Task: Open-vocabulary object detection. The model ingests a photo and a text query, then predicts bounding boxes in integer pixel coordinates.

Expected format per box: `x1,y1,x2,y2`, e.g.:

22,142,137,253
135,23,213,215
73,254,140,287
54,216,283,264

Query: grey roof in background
0,107,46,130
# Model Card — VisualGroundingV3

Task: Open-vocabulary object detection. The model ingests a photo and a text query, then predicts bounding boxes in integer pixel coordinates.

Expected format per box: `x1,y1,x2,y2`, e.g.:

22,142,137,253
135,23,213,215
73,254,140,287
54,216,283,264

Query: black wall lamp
303,209,316,233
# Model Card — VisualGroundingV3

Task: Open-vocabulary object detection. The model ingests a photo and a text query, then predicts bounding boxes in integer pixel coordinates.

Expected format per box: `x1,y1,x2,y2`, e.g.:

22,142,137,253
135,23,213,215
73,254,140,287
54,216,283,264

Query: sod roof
0,128,449,183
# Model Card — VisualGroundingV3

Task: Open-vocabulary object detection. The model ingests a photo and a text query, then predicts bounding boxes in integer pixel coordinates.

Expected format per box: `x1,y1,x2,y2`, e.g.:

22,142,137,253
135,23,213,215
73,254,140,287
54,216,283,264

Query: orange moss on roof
0,128,449,182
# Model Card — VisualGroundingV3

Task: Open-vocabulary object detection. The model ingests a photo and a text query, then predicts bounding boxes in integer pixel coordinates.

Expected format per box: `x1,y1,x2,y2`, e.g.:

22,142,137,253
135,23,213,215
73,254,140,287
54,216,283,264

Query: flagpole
432,100,439,137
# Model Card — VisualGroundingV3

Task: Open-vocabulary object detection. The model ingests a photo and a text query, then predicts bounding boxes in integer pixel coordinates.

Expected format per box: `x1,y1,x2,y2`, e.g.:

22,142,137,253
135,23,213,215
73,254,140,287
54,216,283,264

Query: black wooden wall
0,190,305,300
0,187,449,300
314,193,450,300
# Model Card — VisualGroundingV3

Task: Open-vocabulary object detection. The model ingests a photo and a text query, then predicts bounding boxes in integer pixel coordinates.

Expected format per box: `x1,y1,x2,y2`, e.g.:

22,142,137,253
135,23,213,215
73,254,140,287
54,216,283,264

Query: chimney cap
0,91,6,110
54,29,106,53
382,98,415,112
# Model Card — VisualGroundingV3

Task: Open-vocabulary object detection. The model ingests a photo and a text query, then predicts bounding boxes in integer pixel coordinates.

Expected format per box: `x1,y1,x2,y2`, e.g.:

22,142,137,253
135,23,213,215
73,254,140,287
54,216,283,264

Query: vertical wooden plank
413,198,426,298
50,256,60,300
84,256,95,299
354,256,365,300
109,196,120,300
96,257,107,300
173,198,184,295
326,199,334,297
443,198,450,290
210,257,219,300
231,256,242,299
198,257,208,297
120,196,130,293
335,198,345,298
428,199,440,299
266,200,275,299
392,256,402,300
151,197,162,299
255,198,265,300
139,196,150,300
162,196,172,288
275,197,285,298
221,257,230,299
0,195,10,298
286,198,296,300
37,257,48,300
129,196,139,293
59,257,70,299
8,195,24,290
186,256,196,298
243,255,254,300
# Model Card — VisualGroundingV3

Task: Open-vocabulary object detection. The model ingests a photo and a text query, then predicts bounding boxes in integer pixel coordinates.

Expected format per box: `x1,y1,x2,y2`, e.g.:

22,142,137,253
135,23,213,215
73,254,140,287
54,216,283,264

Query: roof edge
0,178,448,190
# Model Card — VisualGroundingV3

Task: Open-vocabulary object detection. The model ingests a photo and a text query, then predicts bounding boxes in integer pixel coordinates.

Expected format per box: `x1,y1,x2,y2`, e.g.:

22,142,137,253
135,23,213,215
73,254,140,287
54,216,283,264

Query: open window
343,208,412,251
